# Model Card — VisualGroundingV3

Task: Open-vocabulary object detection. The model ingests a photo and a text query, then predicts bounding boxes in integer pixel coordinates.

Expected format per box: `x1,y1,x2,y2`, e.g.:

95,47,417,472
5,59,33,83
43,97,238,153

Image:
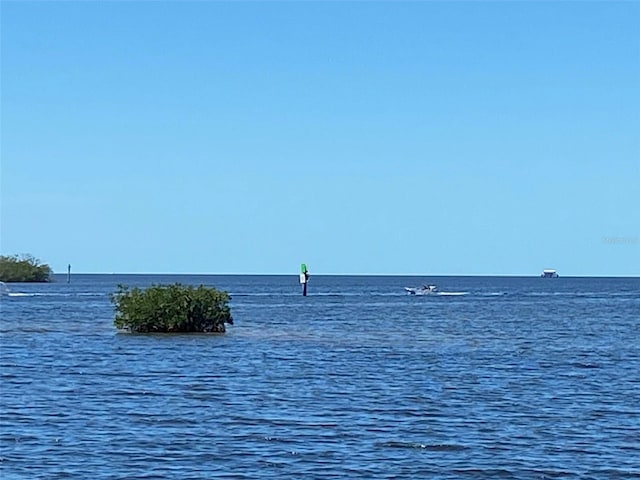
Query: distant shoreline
49,273,640,279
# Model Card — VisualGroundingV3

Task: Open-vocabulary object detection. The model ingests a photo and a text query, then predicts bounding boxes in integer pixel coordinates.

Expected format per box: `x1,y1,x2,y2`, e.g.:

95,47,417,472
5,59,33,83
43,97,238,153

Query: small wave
6,292,106,298
0,327,52,333
452,468,514,477
234,292,409,298
379,441,468,451
572,362,601,369
232,292,300,297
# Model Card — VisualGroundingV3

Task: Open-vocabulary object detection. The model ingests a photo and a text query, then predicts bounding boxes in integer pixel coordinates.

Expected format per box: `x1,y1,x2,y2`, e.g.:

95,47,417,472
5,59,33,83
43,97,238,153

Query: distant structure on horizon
541,269,559,278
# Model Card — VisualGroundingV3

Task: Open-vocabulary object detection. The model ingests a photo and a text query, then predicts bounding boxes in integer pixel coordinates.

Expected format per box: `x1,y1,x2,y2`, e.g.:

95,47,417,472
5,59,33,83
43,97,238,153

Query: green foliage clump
111,283,234,333
0,254,53,282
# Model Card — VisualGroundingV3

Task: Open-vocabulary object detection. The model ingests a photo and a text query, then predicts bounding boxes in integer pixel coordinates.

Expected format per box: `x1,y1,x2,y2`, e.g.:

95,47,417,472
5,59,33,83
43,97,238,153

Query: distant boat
405,285,438,295
0,282,9,296
541,269,559,278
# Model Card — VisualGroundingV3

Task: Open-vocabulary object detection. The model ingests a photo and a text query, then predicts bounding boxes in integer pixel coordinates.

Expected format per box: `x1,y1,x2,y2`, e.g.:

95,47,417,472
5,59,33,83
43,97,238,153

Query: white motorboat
405,285,438,295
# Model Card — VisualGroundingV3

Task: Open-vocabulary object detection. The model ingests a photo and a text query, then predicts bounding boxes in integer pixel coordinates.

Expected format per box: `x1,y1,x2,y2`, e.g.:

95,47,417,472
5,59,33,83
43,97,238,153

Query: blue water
1,275,639,479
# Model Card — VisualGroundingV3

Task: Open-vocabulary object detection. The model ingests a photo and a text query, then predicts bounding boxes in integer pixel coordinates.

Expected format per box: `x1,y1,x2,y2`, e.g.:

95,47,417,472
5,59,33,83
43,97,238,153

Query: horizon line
51,272,640,278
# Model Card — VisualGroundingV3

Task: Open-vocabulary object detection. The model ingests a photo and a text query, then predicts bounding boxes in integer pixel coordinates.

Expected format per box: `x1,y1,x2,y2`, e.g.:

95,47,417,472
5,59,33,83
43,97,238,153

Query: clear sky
1,1,639,276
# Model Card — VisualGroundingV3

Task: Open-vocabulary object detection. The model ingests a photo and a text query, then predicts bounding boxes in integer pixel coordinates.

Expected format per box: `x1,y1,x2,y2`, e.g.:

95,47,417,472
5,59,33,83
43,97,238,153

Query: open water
1,274,639,479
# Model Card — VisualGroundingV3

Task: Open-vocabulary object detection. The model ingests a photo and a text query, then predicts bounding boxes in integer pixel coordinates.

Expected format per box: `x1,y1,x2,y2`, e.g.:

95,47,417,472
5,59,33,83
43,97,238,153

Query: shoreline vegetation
111,283,234,334
0,254,53,283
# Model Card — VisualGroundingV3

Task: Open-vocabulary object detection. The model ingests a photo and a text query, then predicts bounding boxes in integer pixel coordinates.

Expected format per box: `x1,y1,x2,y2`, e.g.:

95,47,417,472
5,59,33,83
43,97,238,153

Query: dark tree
0,254,53,282
111,283,234,333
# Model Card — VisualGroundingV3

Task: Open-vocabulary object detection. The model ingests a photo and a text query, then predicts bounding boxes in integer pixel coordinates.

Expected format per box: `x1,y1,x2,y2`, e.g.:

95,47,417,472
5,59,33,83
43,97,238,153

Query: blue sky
1,1,639,275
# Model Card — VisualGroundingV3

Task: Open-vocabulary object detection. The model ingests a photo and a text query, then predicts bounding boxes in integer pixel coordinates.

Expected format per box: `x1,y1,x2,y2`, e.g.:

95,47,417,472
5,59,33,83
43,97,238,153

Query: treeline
0,254,53,282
